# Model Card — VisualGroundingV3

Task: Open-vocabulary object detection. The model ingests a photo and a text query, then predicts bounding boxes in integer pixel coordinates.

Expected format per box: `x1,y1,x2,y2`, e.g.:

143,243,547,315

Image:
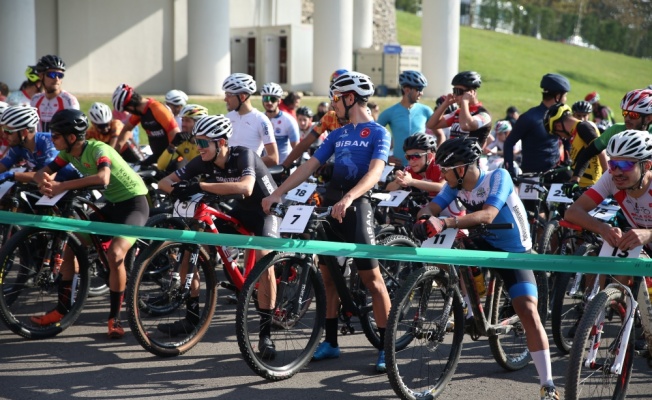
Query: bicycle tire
385,265,464,400
236,251,326,381
565,288,634,400
126,241,217,357
0,228,90,339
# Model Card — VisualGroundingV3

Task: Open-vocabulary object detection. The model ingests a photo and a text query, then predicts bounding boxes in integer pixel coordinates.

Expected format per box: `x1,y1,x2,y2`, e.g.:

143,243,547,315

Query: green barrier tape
1,210,651,276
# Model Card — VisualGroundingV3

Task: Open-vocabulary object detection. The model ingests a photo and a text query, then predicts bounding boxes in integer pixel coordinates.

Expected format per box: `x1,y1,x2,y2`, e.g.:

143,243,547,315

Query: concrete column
312,0,353,96
0,0,36,90
188,0,230,95
352,0,373,50
422,0,460,98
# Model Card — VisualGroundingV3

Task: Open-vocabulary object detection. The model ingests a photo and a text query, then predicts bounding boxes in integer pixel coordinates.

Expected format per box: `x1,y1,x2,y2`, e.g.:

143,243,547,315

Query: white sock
463,295,473,318
531,349,554,387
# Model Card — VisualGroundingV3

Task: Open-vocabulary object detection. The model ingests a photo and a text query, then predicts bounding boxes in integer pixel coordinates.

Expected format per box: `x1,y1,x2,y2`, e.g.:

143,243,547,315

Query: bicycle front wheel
236,252,325,381
566,288,634,400
385,266,464,400
0,228,90,339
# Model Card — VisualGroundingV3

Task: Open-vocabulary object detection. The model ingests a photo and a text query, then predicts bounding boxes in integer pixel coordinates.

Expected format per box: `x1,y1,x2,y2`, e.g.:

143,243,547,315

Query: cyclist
30,55,80,132
585,91,616,127
86,102,142,164
571,100,592,122
165,89,188,127
222,73,278,167
412,137,559,400
377,70,433,166
426,71,492,147
0,106,81,183
33,109,149,339
157,115,280,355
262,71,392,373
156,104,206,172
260,82,300,165
296,106,315,140
386,133,443,196
6,65,43,107
112,83,180,166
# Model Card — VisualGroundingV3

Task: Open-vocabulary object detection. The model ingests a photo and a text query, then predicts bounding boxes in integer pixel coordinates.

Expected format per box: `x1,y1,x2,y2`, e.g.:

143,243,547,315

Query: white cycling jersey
30,91,80,132
586,173,652,229
227,108,276,156
267,111,300,164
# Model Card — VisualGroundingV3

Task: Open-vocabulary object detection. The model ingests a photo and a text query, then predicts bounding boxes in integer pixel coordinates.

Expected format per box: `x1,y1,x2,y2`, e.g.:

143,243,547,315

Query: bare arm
261,142,279,167
565,194,621,247
116,122,135,151
282,132,318,168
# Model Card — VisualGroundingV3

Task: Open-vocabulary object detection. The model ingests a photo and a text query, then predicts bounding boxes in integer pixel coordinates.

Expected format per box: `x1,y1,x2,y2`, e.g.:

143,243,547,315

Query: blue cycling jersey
432,168,532,252
377,103,433,161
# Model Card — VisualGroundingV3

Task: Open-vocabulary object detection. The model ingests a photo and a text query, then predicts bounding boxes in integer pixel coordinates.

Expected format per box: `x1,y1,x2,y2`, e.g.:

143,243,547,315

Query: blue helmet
399,70,428,88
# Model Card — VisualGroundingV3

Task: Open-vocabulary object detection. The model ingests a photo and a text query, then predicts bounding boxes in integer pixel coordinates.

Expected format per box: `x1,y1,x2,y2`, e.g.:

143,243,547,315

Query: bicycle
235,203,422,381
384,223,548,400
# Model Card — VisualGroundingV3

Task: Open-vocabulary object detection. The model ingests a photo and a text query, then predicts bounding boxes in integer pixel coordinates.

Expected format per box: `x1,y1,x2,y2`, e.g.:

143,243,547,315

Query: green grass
79,10,652,144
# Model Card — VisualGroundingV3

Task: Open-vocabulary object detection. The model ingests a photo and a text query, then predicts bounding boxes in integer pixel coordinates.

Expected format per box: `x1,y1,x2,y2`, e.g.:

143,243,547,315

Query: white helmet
495,120,512,134
180,104,208,120
191,115,233,140
260,82,284,98
0,106,39,130
165,89,188,106
607,130,652,160
88,102,113,125
620,89,652,115
222,73,256,95
0,101,8,118
329,71,375,99
112,83,134,112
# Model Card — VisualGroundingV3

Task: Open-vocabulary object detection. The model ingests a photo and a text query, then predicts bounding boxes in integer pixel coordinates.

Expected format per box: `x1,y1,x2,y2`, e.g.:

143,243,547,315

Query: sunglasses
622,110,641,120
50,133,63,140
45,71,65,80
452,87,470,96
196,138,212,149
95,123,110,130
410,86,425,92
439,161,474,174
331,93,343,103
262,95,279,103
405,152,427,161
608,160,639,172
3,128,21,134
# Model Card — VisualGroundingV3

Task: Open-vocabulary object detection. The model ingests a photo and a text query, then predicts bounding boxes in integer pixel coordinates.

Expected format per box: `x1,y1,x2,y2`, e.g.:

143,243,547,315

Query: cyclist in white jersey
222,73,278,167
260,82,300,165
29,55,79,132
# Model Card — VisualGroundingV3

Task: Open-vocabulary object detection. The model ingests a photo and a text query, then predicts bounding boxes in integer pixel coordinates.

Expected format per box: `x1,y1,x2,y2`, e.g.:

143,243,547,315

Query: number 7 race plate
279,205,315,233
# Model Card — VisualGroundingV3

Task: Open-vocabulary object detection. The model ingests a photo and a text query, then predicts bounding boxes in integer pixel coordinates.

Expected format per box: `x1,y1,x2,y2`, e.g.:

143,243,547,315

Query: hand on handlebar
262,193,282,215
0,171,15,184
412,215,446,241
171,180,201,201
561,182,580,199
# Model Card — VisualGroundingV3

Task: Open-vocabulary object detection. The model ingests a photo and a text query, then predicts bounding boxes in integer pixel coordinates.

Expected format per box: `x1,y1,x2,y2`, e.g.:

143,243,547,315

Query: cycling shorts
90,195,149,245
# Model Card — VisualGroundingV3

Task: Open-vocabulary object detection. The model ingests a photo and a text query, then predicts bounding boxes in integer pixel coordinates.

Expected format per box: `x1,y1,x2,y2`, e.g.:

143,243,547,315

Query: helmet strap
234,94,250,113
453,165,469,190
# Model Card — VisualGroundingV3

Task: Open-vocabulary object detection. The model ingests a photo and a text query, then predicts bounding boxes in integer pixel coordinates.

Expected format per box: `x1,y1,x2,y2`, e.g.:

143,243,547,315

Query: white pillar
0,0,36,90
187,0,230,95
352,0,373,50
422,0,460,98
313,0,353,96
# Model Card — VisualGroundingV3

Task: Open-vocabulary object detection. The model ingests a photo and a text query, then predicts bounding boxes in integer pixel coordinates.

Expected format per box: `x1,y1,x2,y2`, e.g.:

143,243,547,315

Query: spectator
314,101,330,122
505,105,519,127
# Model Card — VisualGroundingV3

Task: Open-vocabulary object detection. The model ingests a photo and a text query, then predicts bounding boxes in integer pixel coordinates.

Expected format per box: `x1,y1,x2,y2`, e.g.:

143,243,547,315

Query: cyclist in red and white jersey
30,55,79,132
7,66,43,107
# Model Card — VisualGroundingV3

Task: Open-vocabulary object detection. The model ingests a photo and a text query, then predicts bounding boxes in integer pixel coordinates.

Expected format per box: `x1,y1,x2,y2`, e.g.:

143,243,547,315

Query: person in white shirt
260,82,300,165
30,55,79,132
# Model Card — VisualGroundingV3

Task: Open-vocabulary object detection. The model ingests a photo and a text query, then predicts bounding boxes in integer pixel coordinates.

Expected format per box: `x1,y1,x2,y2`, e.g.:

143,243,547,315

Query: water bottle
471,267,486,296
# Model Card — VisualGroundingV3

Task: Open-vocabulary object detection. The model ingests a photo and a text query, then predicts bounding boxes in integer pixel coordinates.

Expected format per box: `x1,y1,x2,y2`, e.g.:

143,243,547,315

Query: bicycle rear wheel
385,266,464,400
126,241,217,357
236,252,325,381
0,228,90,339
566,288,633,400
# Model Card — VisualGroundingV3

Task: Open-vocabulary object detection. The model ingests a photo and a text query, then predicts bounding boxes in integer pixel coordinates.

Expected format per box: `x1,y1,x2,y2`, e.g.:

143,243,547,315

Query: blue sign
383,44,402,54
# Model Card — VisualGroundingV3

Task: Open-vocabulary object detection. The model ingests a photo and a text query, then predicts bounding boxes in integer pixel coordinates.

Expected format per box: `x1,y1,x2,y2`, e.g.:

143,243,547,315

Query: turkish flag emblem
360,128,370,138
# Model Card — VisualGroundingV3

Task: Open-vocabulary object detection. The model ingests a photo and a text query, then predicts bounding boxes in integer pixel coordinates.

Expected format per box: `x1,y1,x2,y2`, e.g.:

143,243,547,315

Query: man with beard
260,82,299,165
30,55,79,132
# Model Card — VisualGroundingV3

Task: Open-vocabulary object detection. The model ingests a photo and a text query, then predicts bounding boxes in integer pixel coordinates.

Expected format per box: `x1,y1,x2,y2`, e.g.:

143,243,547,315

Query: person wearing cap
504,106,519,127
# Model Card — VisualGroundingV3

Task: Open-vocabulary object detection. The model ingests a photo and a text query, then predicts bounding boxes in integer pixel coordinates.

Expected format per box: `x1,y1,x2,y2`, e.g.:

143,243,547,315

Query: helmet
435,137,482,167
620,89,652,114
0,106,39,130
330,71,375,98
49,109,89,138
222,73,256,95
445,103,459,114
112,83,134,112
180,104,208,120
165,90,188,106
451,71,481,89
191,115,232,140
0,102,8,118
399,70,428,88
36,54,66,72
260,82,284,98
25,66,40,83
572,100,593,114
585,91,600,104
607,130,652,160
540,73,571,94
296,106,313,118
494,120,512,134
543,103,572,134
88,102,113,125
330,69,349,84
403,133,436,152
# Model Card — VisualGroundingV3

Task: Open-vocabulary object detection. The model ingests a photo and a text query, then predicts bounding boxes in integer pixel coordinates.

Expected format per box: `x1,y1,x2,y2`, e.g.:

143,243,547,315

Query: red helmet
584,91,600,104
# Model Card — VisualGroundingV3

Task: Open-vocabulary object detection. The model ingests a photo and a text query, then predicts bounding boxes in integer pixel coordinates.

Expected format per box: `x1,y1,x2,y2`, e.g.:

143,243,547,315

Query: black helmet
540,73,570,94
403,133,436,152
572,100,593,114
451,71,481,89
36,54,66,72
435,137,482,167
50,109,88,138
296,106,313,118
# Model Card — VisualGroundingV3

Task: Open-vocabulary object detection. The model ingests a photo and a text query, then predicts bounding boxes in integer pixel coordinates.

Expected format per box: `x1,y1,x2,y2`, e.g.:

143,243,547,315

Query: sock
378,327,386,349
259,309,273,338
109,290,124,321
186,296,200,325
55,280,72,314
531,349,554,387
464,295,474,318
325,318,339,348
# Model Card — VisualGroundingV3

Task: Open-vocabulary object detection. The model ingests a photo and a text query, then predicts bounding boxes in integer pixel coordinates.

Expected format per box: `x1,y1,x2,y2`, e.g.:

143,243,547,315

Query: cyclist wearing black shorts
412,137,559,400
263,71,392,373
34,109,149,339
158,114,280,355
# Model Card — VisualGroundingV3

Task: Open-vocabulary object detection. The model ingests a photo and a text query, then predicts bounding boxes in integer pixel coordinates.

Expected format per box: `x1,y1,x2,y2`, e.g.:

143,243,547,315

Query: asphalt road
1,292,651,400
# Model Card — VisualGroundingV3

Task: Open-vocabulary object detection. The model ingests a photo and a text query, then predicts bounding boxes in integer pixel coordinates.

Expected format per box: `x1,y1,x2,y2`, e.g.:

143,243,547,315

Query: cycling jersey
445,103,492,146
311,110,342,137
432,168,532,252
592,105,616,125
313,121,391,196
278,102,297,121
157,140,199,172
405,160,442,197
6,90,31,107
267,111,300,165
567,120,602,187
227,109,276,156
30,91,80,132
86,120,123,144
128,98,178,161
377,103,433,160
585,174,652,229
175,146,277,209
49,140,148,203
